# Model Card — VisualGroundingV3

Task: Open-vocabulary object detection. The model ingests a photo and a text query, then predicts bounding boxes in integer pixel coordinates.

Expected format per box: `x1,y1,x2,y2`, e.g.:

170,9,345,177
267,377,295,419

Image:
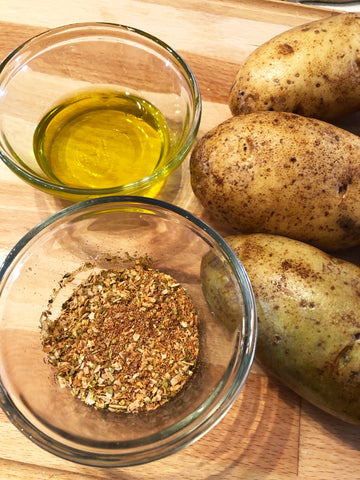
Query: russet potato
215,233,360,425
190,111,360,252
229,13,360,122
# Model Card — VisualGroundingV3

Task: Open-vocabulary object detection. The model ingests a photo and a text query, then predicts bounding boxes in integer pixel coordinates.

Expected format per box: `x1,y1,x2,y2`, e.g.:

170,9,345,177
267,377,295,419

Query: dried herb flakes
41,262,199,413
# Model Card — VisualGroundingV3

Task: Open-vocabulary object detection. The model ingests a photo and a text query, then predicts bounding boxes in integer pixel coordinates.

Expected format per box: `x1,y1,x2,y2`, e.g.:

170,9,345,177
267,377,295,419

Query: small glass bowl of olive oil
0,23,201,201
33,89,170,190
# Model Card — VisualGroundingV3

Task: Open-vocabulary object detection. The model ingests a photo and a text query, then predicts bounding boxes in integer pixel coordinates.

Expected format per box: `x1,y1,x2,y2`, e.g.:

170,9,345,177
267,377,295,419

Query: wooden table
0,1,359,478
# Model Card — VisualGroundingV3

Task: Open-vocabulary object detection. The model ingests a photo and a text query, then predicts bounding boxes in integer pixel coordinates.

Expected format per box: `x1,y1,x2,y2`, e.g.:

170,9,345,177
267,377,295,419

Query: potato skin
190,111,360,252
229,13,360,121
225,233,360,425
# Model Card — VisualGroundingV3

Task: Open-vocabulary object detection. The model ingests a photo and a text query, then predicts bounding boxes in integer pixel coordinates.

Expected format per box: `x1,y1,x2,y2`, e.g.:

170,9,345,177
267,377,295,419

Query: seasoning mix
41,260,199,413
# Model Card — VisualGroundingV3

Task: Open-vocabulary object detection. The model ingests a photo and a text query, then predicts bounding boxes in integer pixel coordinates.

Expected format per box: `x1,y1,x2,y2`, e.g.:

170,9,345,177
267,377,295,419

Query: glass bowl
0,196,256,467
0,23,201,201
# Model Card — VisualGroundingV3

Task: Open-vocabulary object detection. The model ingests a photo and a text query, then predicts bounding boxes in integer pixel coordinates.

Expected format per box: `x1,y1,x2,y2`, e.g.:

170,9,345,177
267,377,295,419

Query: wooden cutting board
0,1,359,478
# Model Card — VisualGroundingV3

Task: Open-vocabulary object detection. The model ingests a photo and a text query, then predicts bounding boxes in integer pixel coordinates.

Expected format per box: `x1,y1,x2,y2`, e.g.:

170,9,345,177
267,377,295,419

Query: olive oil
33,90,170,189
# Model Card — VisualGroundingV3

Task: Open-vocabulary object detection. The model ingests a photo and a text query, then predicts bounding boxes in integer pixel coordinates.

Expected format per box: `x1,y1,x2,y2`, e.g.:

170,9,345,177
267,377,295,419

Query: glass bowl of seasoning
0,196,256,467
0,23,201,201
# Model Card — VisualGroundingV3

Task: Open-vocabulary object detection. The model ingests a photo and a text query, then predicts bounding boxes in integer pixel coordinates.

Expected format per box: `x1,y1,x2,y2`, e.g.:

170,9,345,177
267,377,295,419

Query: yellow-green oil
33,89,170,189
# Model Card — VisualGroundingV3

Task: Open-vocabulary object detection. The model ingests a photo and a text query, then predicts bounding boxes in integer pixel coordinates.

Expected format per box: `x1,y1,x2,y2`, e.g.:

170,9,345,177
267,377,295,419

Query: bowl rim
0,22,202,196
0,196,257,467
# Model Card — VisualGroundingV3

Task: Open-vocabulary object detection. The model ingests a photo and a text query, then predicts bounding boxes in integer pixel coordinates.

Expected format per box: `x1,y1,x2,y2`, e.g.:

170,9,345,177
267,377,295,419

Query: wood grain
0,1,359,479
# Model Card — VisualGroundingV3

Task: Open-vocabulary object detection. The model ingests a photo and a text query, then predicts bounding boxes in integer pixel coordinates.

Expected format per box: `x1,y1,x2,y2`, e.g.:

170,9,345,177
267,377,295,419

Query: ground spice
40,261,199,413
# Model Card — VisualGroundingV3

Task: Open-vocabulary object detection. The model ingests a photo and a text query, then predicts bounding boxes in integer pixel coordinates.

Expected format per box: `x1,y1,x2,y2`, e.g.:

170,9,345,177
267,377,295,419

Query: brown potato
219,233,360,425
190,111,360,252
229,13,360,122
